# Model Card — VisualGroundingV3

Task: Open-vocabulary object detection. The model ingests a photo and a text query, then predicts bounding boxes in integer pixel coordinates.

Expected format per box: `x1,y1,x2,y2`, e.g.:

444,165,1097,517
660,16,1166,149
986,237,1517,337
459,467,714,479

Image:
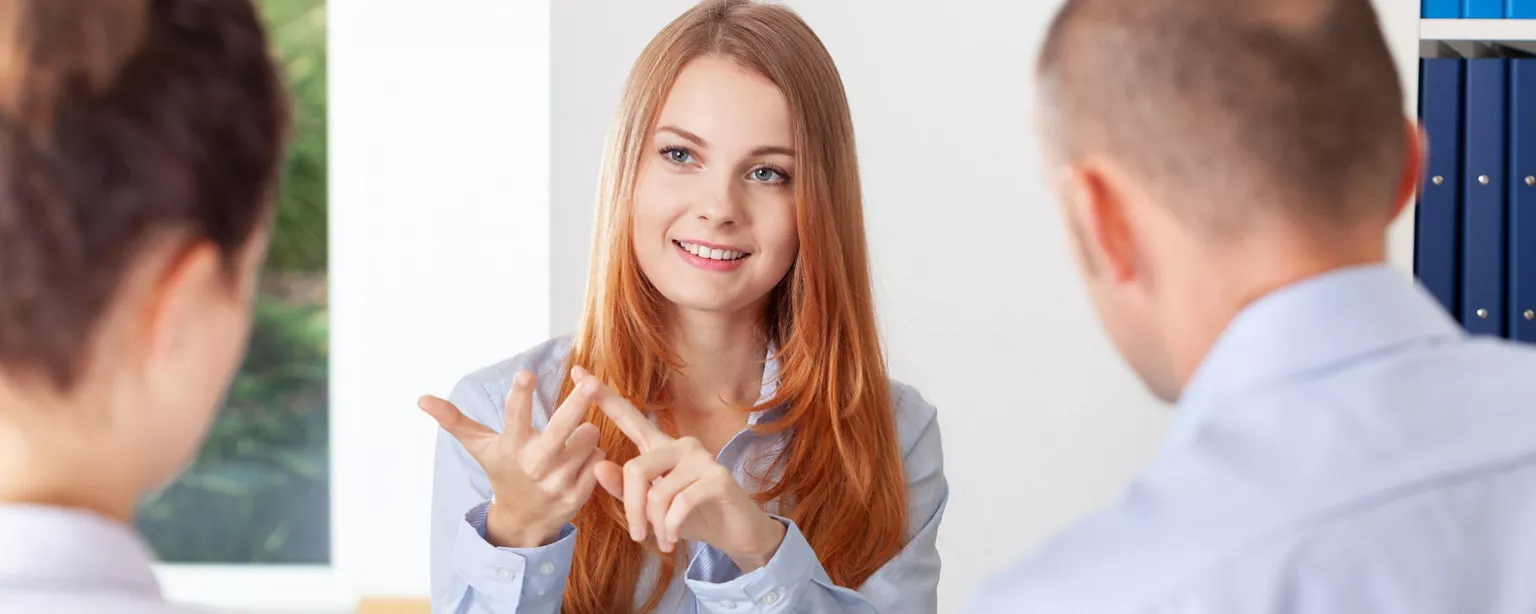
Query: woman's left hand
574,367,787,572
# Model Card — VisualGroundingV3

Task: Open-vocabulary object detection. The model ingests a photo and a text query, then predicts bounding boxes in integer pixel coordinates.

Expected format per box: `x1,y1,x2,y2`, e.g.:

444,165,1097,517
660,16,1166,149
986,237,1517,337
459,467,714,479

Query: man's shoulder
1165,451,1536,612
962,490,1218,614
965,337,1536,614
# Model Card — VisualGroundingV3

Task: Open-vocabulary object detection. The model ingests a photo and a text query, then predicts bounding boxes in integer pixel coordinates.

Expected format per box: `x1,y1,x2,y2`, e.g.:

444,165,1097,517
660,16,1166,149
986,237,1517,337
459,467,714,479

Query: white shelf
1422,19,1536,41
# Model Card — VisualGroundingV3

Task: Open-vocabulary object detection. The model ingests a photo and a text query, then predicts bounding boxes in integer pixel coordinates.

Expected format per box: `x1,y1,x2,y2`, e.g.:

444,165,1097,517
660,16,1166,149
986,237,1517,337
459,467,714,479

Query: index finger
578,369,671,452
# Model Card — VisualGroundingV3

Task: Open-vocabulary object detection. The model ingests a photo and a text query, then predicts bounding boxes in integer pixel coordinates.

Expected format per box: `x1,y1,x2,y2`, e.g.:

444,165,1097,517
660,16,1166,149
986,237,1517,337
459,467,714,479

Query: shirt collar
747,341,785,427
1166,264,1464,451
0,503,162,597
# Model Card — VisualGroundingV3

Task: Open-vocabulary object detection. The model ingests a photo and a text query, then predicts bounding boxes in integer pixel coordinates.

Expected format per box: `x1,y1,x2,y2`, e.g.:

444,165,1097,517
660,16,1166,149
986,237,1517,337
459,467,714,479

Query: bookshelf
1403,14,1536,280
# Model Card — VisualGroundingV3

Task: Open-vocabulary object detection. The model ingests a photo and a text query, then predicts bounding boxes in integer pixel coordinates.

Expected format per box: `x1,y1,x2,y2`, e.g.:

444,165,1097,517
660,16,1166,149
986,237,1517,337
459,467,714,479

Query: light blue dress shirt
0,504,213,614
430,337,948,613
966,265,1536,614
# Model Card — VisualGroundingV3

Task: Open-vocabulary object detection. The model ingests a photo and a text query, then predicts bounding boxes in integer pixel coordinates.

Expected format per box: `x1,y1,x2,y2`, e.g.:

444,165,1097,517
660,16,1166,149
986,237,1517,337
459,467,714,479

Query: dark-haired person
0,0,289,612
967,0,1536,612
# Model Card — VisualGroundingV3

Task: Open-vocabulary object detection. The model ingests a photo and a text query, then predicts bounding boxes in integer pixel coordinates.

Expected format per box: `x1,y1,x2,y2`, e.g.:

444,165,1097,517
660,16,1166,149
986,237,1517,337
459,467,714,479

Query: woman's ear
143,241,224,360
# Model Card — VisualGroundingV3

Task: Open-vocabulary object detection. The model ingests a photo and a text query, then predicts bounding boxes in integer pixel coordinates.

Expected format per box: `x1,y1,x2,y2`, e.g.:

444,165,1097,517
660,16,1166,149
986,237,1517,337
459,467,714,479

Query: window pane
137,0,330,565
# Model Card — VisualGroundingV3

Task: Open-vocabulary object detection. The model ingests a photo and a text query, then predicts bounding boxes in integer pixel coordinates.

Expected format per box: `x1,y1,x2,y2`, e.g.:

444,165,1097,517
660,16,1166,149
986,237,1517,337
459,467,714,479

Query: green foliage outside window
137,0,330,564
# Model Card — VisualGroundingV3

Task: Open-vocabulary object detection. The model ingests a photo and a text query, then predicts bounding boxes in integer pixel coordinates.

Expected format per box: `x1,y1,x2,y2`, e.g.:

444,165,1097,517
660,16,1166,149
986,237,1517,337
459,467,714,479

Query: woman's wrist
727,514,788,573
485,497,563,549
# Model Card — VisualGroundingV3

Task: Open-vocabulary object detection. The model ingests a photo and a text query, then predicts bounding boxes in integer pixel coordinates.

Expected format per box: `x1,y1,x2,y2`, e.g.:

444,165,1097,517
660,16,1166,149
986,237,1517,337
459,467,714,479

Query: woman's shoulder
458,335,573,389
887,378,941,458
449,336,574,430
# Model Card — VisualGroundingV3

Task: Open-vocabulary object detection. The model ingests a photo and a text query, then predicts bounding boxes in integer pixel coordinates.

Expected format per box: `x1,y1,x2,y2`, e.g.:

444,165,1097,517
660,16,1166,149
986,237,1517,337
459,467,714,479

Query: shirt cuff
685,516,814,613
454,500,576,610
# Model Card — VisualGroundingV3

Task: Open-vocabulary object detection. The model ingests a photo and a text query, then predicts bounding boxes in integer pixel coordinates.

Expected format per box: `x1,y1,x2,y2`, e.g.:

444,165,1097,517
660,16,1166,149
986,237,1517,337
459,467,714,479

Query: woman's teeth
678,241,747,261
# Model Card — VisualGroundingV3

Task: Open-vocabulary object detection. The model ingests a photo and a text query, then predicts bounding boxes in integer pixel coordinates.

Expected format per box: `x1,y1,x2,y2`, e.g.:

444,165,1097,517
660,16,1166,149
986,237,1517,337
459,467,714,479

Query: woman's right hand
419,370,606,548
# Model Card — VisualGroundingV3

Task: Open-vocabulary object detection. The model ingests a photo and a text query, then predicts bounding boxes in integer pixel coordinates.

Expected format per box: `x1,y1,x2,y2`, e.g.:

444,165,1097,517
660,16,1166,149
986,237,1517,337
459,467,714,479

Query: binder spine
1462,58,1510,337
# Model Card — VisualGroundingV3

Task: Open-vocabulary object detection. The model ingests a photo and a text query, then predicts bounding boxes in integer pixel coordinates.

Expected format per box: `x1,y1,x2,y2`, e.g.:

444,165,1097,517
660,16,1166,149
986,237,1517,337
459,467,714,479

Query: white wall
330,0,551,600
550,1,1422,612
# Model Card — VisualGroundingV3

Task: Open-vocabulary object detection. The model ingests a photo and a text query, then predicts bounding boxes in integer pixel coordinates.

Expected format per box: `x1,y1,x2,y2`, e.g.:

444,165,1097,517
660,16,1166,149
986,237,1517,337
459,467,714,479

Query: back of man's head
1038,0,1407,236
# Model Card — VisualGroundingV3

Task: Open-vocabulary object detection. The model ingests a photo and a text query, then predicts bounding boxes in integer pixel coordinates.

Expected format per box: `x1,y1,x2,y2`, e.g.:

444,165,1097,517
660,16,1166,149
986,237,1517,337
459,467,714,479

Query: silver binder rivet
1432,175,1445,185
1527,176,1535,186
1479,175,1491,185
1477,308,1490,319
1526,310,1535,321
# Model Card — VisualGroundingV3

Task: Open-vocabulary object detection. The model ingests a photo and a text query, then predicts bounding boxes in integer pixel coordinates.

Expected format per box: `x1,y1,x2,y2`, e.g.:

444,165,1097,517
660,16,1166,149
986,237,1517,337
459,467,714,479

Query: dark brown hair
1038,0,1407,234
0,0,289,390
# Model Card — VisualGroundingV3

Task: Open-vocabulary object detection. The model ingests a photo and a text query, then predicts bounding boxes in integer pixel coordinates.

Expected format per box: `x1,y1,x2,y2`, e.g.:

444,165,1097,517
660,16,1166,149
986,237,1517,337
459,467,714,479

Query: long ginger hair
558,1,906,612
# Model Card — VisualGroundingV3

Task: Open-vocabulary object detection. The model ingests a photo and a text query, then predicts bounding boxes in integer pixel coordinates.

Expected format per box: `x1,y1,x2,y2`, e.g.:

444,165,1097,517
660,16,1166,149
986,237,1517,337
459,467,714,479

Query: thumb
418,394,496,455
595,459,624,499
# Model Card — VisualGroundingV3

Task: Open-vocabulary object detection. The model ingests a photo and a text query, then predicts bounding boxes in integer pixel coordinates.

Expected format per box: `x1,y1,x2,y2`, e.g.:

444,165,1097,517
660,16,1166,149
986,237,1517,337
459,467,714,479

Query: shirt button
539,562,556,576
761,590,781,605
497,568,517,580
718,600,738,610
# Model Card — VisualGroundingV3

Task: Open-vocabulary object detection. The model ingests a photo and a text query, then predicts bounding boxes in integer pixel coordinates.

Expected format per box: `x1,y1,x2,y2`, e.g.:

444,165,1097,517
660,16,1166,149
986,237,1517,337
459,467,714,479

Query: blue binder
1425,0,1461,17
1417,58,1464,318
1511,0,1536,18
1468,0,1505,17
1462,58,1509,337
1426,0,1462,16
1468,0,1503,17
1511,59,1536,342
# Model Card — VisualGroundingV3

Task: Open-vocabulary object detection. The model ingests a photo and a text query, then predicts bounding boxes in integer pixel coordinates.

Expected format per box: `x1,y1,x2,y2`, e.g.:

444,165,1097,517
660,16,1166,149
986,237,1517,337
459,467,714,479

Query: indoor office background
146,0,1458,612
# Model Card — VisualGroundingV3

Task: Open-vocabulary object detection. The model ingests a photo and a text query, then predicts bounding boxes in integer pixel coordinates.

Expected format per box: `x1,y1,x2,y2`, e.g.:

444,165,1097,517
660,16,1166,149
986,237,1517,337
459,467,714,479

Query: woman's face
631,55,800,317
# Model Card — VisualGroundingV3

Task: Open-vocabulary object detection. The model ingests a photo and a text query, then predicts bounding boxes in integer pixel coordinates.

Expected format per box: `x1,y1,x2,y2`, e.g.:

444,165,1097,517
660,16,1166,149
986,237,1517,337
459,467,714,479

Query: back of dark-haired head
0,0,289,390
1037,0,1407,235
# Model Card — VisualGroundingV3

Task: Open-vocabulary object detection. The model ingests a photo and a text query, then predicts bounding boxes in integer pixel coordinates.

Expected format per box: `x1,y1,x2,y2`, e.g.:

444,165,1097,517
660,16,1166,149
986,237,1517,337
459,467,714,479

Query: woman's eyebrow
656,126,793,158
657,125,708,147
749,145,795,157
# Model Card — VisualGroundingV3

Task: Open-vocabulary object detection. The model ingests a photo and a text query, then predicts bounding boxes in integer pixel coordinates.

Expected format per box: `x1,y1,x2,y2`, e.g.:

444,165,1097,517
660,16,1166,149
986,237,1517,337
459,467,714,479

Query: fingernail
578,380,597,395
513,372,532,389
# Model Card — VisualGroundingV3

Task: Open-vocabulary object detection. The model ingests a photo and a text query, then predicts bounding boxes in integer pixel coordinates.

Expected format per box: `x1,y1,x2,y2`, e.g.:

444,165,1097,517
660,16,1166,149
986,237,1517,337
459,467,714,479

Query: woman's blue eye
661,147,695,165
751,167,789,184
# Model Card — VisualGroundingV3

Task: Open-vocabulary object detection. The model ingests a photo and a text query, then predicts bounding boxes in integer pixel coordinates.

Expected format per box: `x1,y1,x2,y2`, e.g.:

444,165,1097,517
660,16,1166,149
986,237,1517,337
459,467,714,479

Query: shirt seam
1173,333,1463,450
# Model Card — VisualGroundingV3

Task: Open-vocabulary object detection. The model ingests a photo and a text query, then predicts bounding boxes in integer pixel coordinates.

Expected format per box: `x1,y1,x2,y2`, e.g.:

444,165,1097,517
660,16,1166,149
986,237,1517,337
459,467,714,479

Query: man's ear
1070,162,1139,284
1392,117,1428,222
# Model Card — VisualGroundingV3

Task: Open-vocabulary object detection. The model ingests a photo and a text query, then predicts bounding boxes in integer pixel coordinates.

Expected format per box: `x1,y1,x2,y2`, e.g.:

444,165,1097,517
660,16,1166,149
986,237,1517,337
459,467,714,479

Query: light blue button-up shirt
0,504,212,614
430,337,948,613
966,265,1536,613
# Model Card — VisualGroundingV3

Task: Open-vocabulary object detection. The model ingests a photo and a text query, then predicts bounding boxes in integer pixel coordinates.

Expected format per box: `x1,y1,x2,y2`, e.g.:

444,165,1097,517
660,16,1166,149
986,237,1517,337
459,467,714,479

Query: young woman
0,1,288,612
423,1,947,612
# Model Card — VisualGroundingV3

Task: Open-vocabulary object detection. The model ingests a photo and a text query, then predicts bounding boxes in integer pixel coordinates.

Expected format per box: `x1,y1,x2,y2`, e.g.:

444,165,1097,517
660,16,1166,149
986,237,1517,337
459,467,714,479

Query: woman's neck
667,307,769,416
0,387,140,523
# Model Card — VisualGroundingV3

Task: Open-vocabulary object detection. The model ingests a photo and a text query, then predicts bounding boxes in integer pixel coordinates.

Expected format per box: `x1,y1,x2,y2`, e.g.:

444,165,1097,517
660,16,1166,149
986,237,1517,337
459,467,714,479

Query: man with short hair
966,0,1536,611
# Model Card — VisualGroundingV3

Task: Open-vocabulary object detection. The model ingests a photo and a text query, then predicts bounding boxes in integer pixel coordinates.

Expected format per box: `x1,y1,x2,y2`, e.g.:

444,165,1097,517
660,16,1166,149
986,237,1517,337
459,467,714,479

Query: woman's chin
661,290,764,318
